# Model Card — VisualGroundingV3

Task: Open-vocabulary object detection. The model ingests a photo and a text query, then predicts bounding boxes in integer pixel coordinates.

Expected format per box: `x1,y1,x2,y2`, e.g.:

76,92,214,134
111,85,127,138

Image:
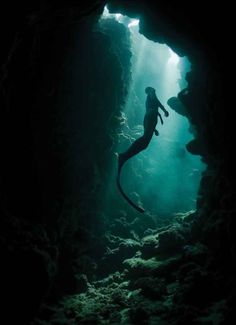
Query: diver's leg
144,113,157,136
118,135,150,174
120,135,150,160
118,114,157,174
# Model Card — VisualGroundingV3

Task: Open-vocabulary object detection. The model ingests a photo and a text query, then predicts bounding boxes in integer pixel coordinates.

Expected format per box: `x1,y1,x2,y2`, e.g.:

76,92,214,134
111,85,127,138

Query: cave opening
99,7,206,218
1,1,233,324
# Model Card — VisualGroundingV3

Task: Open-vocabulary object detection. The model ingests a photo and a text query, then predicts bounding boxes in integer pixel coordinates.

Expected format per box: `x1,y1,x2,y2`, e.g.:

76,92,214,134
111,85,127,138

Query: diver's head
145,87,155,94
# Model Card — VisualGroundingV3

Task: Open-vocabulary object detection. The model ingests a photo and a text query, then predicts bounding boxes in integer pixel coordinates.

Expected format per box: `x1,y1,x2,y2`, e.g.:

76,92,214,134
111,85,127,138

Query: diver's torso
145,94,160,114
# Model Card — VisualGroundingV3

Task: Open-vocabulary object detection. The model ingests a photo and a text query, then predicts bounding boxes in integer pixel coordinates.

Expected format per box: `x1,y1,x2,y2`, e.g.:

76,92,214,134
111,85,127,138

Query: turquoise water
101,9,206,216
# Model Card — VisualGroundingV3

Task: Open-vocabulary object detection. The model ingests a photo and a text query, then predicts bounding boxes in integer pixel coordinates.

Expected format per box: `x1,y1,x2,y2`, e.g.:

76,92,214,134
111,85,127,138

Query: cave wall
0,3,133,322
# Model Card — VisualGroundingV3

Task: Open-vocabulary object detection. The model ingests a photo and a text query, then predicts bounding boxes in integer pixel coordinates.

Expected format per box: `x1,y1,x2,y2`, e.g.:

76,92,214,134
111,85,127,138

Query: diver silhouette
117,87,169,213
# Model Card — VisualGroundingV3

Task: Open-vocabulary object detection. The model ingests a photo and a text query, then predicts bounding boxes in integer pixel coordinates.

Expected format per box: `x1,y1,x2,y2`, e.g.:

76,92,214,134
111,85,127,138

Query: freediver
118,87,169,174
117,87,169,213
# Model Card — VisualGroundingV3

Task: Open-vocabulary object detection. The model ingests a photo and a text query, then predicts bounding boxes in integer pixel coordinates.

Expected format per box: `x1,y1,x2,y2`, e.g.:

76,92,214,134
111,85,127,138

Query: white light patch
128,19,139,28
103,6,109,17
102,6,122,23
168,49,179,65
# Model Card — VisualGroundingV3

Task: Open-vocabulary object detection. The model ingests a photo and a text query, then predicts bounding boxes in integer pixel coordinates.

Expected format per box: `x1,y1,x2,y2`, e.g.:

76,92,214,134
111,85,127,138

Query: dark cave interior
0,1,235,324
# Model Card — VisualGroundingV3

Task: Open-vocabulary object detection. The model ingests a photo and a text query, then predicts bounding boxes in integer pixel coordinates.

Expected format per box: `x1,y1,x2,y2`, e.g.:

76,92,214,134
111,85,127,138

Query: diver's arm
158,101,169,117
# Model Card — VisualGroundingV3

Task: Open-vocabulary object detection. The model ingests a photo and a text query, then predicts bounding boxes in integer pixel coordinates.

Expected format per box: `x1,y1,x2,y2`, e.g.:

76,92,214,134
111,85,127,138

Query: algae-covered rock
156,227,186,256
99,238,141,274
133,277,167,300
141,234,159,258
123,257,162,279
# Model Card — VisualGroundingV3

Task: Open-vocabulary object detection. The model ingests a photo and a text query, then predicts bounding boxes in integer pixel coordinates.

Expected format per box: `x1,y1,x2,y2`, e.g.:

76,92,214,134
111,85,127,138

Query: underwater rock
182,242,210,265
128,295,168,324
133,277,166,300
141,233,159,259
123,257,162,280
156,227,186,257
152,257,183,283
167,96,187,117
37,277,135,325
72,255,98,283
94,271,126,288
130,214,157,237
0,214,57,324
109,216,133,238
174,210,197,224
1,248,52,324
175,263,218,308
98,238,141,275
186,138,206,155
74,274,89,293
195,299,227,324
129,306,149,324
119,238,142,255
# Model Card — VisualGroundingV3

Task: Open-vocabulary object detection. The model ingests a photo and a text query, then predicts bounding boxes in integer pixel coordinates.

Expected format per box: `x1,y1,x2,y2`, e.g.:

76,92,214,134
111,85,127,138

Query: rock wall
0,3,131,323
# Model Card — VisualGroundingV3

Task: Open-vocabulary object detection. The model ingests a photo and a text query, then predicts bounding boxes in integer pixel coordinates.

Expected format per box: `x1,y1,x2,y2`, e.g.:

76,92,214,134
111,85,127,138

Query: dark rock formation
167,96,187,117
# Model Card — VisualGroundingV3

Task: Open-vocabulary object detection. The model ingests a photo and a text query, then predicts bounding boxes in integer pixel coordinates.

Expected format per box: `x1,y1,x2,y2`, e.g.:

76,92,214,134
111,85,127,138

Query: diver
117,87,169,213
